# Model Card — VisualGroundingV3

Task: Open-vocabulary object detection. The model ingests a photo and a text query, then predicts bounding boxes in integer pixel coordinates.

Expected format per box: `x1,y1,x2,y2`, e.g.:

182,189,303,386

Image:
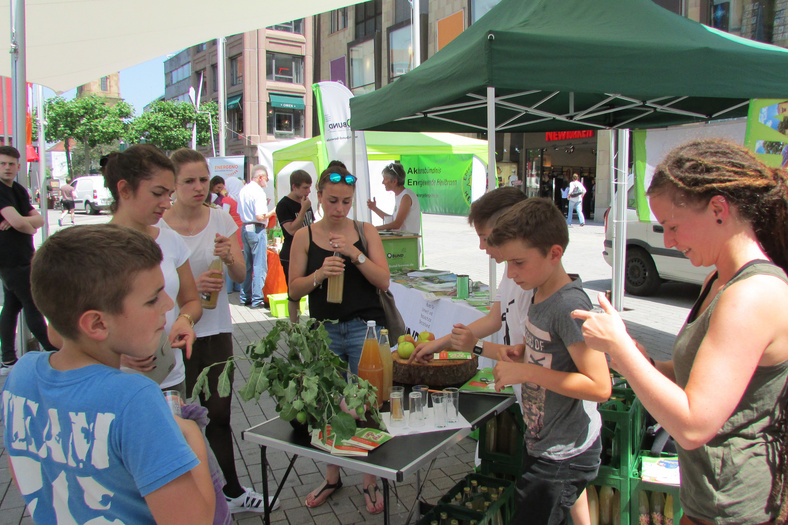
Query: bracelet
177,313,194,328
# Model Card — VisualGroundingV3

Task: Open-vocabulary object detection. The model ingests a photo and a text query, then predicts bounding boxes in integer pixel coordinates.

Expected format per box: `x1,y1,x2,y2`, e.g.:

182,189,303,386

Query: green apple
397,341,415,359
417,331,434,342
397,334,416,345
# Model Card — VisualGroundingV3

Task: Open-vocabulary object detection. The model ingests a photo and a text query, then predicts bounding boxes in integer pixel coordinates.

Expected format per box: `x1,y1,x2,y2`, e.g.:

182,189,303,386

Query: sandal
363,484,384,515
305,478,343,508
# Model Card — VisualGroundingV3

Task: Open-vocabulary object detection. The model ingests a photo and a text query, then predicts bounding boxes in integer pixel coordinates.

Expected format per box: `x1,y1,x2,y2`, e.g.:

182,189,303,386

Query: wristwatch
354,253,367,265
472,342,484,356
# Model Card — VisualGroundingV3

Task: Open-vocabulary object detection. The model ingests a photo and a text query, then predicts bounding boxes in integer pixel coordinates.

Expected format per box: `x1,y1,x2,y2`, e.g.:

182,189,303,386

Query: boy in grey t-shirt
488,198,612,525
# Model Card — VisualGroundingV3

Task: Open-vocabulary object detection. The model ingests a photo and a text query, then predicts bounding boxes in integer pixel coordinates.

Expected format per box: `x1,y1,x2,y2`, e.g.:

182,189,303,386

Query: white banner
207,155,245,181
313,81,371,221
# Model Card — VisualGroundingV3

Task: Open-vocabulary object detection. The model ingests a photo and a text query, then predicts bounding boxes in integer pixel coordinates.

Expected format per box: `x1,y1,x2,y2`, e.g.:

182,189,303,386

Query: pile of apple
396,331,434,359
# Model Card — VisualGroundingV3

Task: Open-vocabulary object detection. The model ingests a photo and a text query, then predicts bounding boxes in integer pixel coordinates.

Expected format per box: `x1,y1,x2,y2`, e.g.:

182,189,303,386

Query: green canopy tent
349,0,788,305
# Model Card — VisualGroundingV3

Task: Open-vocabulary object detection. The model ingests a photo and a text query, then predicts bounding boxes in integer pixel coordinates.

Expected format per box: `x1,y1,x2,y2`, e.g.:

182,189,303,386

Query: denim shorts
322,318,381,376
511,435,602,525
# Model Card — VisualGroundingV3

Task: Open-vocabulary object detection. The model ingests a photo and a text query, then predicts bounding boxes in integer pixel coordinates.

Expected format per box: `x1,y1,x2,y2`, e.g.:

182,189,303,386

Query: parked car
71,175,113,215
602,182,708,296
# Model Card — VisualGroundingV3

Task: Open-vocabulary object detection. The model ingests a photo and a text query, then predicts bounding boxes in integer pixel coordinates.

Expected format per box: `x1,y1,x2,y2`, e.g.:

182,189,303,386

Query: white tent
0,0,365,92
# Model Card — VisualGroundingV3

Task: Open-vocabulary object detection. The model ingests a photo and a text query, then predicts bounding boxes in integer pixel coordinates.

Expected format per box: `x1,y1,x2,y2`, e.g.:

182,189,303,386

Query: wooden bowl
391,350,478,387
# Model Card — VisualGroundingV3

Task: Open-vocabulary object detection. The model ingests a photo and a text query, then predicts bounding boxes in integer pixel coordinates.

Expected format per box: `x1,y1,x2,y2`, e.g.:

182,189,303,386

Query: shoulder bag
353,221,407,340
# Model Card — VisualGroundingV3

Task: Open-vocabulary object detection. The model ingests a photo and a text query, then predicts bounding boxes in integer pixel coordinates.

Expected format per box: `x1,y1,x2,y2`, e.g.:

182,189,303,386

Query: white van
71,175,113,214
602,119,746,296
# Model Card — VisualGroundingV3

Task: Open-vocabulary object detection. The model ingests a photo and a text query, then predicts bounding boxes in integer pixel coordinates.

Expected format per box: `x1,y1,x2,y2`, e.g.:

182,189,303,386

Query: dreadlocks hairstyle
649,138,788,522
648,138,788,274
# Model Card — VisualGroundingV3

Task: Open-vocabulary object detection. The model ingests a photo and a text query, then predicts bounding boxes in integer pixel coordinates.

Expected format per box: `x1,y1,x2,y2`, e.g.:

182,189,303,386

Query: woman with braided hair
573,139,788,524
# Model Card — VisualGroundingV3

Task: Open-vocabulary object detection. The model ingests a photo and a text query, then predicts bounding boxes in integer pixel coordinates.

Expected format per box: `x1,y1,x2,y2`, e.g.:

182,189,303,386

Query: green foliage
126,100,218,152
191,319,385,443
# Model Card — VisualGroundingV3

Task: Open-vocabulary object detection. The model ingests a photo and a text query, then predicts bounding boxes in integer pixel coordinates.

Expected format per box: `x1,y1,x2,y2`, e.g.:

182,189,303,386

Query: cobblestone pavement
0,209,695,524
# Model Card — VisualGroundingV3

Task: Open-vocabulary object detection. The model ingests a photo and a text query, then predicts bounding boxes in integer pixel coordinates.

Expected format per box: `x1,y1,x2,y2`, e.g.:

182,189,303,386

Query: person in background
573,139,788,524
239,165,275,309
276,169,314,322
288,167,390,515
367,162,422,233
104,144,202,396
58,179,76,226
208,176,225,206
1,224,214,524
0,145,57,375
488,198,611,525
567,173,586,227
161,148,276,515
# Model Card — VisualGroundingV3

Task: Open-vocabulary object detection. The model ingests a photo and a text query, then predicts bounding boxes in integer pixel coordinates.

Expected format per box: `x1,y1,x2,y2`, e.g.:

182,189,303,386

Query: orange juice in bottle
200,257,224,310
377,329,393,402
357,321,384,407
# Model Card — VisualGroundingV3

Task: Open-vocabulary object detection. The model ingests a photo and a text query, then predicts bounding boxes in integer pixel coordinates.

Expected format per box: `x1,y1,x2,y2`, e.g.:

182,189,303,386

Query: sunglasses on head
329,173,357,185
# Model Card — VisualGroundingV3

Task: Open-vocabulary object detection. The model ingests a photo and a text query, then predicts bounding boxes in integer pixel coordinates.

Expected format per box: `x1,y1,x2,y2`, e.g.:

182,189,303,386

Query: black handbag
353,221,407,341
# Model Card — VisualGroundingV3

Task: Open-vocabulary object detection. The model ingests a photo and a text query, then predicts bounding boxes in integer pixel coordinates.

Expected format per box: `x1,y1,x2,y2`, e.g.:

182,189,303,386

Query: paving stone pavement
0,210,695,524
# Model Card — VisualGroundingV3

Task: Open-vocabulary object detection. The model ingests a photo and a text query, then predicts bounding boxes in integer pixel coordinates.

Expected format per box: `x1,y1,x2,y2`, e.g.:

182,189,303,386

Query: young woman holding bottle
288,165,391,514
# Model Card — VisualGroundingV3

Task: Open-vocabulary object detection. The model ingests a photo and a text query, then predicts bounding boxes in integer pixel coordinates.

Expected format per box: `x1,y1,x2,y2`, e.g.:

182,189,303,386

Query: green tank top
673,260,788,524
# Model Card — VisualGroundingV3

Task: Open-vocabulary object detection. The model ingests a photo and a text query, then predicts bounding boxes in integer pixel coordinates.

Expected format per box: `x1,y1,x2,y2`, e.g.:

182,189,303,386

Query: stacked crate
417,474,515,525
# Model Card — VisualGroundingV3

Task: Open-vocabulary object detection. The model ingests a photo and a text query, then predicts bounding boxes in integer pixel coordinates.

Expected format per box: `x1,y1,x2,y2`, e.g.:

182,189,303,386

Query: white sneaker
225,487,280,514
0,360,16,376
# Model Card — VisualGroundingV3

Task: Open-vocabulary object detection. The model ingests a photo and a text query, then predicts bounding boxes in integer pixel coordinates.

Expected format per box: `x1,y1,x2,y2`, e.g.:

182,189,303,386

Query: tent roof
350,0,788,132
272,131,490,175
0,0,365,93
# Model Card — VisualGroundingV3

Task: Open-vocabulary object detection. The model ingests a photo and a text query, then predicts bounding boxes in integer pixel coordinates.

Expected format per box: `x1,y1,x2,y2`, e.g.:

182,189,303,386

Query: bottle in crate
496,410,512,454
439,512,449,525
484,417,497,453
587,485,599,525
650,491,665,525
637,491,650,525
664,494,674,525
599,486,615,525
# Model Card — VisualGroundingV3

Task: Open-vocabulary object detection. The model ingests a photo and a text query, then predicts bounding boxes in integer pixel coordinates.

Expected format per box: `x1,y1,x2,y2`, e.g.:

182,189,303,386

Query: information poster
744,98,788,168
400,154,473,216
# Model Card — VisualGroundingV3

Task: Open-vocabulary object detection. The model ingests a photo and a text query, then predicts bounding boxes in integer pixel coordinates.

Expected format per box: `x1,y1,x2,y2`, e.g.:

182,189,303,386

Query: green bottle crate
437,473,515,525
598,377,646,479
589,468,631,525
478,404,525,478
629,452,682,524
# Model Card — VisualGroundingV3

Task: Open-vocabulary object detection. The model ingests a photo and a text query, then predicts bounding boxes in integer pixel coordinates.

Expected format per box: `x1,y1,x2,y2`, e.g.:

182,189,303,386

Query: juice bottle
378,329,393,402
357,321,384,407
326,251,345,303
200,257,224,309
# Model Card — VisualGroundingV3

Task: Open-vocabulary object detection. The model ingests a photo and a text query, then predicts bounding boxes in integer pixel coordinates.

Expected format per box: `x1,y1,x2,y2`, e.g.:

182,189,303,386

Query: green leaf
329,411,357,443
279,401,298,422
190,367,211,402
301,375,319,405
217,360,235,398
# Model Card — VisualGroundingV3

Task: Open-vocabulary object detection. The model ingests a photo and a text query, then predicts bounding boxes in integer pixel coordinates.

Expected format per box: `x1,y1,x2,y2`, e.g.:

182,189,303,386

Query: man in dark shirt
0,146,56,374
275,169,313,322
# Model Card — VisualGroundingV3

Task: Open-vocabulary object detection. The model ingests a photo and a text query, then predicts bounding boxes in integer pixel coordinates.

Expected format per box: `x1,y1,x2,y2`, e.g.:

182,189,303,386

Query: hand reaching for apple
397,331,435,361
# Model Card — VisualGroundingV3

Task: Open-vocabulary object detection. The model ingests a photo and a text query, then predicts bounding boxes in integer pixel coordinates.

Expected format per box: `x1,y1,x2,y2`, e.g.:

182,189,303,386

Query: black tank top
306,225,385,325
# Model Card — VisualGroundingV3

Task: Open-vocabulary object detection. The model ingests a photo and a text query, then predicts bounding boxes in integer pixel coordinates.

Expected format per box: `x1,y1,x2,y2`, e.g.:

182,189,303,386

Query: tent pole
412,0,421,69
36,84,47,241
612,129,629,311
487,86,497,299
217,37,226,158
11,0,26,173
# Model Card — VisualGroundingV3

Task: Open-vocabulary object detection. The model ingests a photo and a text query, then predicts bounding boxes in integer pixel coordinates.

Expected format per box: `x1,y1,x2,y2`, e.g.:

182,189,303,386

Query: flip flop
305,478,343,508
363,484,384,515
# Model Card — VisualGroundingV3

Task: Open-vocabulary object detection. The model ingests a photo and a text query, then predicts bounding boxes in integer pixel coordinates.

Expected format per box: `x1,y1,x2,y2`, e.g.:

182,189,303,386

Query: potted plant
191,319,384,443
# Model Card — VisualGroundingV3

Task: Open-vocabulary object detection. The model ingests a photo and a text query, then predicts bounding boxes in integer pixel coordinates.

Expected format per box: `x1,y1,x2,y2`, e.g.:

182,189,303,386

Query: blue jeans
0,265,57,363
322,318,380,376
567,199,585,226
512,436,602,525
240,225,267,306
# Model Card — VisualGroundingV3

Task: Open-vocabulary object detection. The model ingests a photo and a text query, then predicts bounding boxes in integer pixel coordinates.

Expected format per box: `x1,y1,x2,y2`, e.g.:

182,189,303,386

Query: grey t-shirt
521,278,602,460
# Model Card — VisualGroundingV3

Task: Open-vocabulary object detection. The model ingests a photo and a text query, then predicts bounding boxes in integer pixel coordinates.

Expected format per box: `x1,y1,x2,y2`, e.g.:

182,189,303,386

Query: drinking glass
390,386,404,426
163,390,182,417
413,384,428,420
409,391,424,427
444,387,459,423
432,392,447,428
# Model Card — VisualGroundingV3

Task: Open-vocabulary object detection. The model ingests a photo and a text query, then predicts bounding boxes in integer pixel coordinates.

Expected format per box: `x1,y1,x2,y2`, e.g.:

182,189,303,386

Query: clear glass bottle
357,321,384,408
378,329,393,402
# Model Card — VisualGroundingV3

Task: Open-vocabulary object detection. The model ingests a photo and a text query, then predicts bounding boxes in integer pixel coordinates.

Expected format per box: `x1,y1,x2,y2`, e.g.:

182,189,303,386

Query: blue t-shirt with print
1,351,199,524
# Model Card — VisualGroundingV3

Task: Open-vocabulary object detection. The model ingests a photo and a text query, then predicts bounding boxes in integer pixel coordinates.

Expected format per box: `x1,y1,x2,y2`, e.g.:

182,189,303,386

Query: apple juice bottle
358,321,384,408
378,329,393,403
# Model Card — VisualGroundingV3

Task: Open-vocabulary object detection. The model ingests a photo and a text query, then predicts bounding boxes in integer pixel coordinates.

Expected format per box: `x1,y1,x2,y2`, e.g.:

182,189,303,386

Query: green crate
415,503,485,525
629,453,682,524
438,473,515,525
478,405,525,477
590,468,631,525
598,379,646,478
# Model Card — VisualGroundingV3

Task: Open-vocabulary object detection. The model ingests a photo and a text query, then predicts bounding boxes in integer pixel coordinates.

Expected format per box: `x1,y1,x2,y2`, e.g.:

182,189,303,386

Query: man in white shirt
239,165,276,308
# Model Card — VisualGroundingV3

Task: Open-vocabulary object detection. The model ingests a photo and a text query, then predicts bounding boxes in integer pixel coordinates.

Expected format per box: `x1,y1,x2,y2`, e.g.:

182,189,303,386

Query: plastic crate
438,473,515,525
267,293,308,318
589,469,631,525
598,378,646,478
478,404,525,477
629,453,682,524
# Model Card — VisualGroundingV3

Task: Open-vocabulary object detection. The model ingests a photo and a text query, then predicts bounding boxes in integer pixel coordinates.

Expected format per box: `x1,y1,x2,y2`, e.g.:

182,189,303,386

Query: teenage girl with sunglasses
288,166,391,515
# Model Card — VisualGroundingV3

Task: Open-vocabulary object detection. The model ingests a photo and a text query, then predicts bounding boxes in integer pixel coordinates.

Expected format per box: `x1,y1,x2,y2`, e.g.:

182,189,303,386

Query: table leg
382,478,391,525
260,446,299,525
405,457,437,525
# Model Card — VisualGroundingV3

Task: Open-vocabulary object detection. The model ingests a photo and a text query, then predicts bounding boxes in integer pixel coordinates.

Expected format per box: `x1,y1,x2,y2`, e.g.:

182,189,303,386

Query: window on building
349,39,376,95
195,70,207,96
394,0,411,24
230,55,243,86
100,76,109,91
355,0,382,40
194,42,206,52
330,8,348,33
169,63,191,85
471,0,501,23
266,105,305,139
266,53,305,84
212,64,218,92
229,108,244,137
269,19,304,34
389,25,411,81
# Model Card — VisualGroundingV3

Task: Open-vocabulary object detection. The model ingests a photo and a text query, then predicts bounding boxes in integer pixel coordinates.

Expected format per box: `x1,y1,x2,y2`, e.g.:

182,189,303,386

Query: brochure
311,426,393,457
640,455,680,485
459,367,514,395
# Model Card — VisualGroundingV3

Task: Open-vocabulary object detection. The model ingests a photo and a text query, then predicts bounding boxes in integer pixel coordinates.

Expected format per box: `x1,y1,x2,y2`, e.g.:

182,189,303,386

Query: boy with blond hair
488,198,611,524
1,224,214,524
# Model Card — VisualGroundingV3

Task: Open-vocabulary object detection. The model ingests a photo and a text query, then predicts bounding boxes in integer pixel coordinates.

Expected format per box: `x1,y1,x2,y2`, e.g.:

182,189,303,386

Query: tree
126,100,219,152
45,95,133,179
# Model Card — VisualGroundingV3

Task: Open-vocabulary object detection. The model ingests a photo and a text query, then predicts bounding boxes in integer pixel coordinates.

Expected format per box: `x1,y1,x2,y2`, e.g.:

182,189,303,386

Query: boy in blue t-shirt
1,224,215,524
488,198,612,524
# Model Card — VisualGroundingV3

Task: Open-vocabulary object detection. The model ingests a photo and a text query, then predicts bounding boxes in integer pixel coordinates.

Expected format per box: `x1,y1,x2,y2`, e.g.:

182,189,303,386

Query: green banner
400,154,473,215
745,98,788,168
